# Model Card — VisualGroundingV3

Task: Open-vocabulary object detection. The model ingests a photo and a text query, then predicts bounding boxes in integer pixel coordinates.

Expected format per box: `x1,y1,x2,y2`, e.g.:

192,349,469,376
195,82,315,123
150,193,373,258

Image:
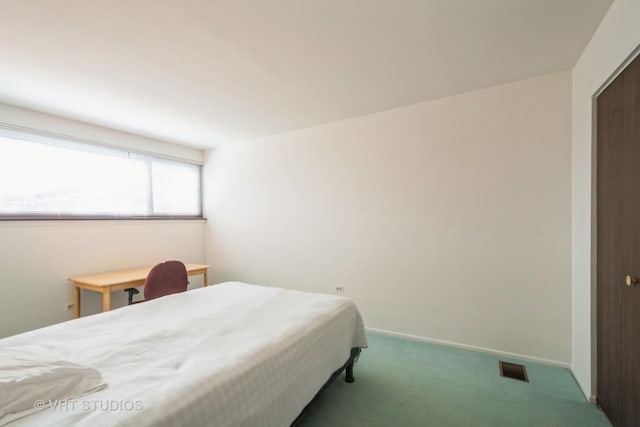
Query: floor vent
499,361,529,382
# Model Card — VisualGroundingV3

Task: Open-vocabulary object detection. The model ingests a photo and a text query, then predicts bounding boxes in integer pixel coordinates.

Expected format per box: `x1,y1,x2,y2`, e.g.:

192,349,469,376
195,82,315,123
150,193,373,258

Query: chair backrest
143,260,188,301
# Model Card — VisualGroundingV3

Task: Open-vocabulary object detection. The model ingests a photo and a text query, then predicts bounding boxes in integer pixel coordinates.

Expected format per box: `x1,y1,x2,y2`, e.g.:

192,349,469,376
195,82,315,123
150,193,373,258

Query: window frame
0,125,204,221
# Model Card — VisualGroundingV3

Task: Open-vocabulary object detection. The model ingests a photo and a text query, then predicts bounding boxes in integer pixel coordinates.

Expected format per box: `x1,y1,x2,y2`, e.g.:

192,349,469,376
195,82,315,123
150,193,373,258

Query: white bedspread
1,282,367,426
0,346,105,425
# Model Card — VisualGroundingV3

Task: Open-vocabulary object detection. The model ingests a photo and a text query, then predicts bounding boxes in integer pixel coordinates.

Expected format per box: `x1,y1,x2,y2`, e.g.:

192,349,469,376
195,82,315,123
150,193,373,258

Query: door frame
591,45,640,403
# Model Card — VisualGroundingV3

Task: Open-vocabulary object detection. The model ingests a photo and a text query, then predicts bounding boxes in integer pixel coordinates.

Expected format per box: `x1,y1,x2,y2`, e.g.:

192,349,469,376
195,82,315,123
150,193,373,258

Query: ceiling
0,0,612,149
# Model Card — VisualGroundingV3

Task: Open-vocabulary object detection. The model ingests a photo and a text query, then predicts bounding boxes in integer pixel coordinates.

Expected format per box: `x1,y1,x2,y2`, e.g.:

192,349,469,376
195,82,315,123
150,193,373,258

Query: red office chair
124,260,188,304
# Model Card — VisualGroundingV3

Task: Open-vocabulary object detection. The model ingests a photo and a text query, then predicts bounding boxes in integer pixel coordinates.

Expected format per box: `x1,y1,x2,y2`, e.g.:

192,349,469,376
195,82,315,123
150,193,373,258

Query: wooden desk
68,263,210,318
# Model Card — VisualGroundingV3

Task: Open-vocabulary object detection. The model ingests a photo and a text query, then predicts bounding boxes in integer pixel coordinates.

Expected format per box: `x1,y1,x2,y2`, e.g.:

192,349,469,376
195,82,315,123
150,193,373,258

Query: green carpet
298,332,611,427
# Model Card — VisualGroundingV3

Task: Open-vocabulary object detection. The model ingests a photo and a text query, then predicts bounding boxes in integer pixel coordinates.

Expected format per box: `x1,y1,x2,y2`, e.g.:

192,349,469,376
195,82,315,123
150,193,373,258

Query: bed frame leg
345,360,355,383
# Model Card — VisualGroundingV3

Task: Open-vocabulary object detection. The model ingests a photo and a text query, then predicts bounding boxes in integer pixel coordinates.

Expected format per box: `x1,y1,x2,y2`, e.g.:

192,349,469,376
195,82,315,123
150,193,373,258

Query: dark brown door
597,53,640,427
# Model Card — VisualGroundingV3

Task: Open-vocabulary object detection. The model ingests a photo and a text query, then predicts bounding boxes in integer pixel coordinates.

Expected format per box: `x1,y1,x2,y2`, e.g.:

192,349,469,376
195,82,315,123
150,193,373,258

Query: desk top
68,263,210,288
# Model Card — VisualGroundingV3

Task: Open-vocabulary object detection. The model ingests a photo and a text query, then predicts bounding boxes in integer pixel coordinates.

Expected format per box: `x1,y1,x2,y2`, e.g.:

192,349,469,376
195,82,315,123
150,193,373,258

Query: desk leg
74,286,81,319
102,290,112,312
204,270,209,287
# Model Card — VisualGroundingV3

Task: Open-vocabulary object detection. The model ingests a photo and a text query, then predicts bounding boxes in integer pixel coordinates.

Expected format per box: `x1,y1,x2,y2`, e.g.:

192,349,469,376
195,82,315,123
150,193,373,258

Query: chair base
124,288,140,305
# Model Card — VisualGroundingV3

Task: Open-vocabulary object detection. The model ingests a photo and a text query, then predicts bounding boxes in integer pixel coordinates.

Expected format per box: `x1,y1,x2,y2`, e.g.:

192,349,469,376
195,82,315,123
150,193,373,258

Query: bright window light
0,128,202,219
150,159,201,215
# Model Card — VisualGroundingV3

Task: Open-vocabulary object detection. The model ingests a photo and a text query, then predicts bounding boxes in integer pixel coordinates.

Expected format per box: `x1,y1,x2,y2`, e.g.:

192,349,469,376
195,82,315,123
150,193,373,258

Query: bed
0,282,368,426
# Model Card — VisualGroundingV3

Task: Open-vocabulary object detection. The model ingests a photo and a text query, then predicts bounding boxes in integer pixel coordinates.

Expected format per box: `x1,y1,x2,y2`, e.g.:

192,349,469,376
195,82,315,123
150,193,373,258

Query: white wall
0,104,207,338
0,103,202,163
571,0,640,400
204,71,572,364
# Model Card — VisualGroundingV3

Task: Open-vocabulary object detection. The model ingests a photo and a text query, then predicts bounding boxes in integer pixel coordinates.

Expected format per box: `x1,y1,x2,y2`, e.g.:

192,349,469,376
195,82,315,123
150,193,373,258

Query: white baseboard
569,367,598,404
365,326,571,369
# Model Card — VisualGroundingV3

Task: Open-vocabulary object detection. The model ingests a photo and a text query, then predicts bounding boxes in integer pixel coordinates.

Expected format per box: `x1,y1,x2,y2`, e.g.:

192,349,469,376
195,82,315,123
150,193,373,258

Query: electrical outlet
335,285,345,293
64,303,74,312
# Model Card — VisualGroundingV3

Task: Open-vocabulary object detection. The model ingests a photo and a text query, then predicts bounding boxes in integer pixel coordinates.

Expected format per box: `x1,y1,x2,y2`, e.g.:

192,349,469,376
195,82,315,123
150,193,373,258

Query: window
0,127,202,219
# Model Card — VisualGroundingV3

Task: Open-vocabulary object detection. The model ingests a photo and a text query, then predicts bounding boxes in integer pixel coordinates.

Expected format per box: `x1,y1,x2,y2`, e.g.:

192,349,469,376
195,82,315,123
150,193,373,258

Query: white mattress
1,282,368,426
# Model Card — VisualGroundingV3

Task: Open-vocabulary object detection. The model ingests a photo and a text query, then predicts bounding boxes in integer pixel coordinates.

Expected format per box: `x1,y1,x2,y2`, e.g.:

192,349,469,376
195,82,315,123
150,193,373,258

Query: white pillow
0,346,106,425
